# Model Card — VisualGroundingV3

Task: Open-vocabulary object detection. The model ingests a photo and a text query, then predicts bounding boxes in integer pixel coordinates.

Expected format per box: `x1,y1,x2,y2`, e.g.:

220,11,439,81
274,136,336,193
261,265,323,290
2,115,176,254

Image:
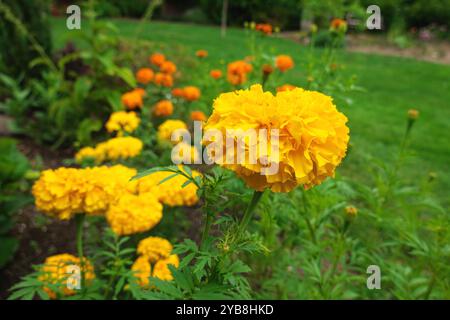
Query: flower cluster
106,193,163,236
136,166,201,207
227,60,253,85
39,254,95,299
32,165,137,219
132,237,179,287
204,84,349,192
76,137,143,164
105,111,140,135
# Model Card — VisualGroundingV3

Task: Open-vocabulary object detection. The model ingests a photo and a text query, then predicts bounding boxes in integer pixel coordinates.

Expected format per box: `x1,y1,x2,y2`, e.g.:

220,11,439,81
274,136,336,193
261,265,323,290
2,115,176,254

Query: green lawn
52,18,450,206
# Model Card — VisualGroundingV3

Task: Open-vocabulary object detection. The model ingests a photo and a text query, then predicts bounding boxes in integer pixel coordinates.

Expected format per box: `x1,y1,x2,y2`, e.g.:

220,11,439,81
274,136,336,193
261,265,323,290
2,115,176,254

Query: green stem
238,190,265,235
200,212,213,250
75,213,86,293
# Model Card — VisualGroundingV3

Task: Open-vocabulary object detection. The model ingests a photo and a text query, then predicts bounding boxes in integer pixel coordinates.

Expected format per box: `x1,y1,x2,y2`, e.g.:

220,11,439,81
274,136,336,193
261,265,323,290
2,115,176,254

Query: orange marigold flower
149,53,166,67
277,84,297,92
227,60,253,85
255,23,273,35
136,68,154,84
262,64,274,75
190,111,207,122
153,100,174,117
160,61,177,74
196,50,208,58
275,55,294,72
171,88,184,98
408,109,419,120
330,18,348,33
210,69,222,79
121,90,144,110
182,86,201,101
154,72,173,87
133,87,146,97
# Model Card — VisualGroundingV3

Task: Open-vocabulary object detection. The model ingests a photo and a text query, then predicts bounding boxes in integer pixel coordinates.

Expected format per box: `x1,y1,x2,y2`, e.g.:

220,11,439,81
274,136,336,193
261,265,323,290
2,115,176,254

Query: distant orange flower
210,69,222,79
262,64,274,75
182,86,201,101
330,18,347,33
133,88,146,97
196,50,208,58
121,90,143,110
190,111,207,122
160,61,177,74
171,88,184,98
227,60,252,85
275,55,294,72
136,68,154,84
149,53,166,67
153,100,174,117
154,72,173,87
276,84,296,92
255,23,273,35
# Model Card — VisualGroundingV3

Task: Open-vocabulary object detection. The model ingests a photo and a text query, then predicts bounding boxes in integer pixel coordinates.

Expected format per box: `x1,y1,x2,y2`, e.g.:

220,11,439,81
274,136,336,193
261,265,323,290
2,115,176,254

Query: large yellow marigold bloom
137,236,173,263
227,60,252,85
121,90,144,110
153,255,179,281
39,254,95,299
105,111,140,135
136,166,201,207
106,192,162,236
136,68,154,84
153,100,174,117
157,119,188,143
95,136,143,162
203,84,349,192
275,55,294,72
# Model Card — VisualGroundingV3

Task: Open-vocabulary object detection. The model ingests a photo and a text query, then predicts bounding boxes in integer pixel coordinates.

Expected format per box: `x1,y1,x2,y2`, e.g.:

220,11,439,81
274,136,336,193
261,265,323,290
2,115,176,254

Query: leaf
131,166,178,181
76,118,102,146
0,236,19,268
149,277,183,299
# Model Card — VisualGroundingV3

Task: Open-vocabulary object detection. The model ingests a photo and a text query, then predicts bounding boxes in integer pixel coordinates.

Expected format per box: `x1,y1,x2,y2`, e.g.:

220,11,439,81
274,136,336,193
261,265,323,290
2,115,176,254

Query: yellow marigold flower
153,254,179,281
154,72,173,87
121,90,143,110
39,253,95,299
105,111,140,135
172,142,201,164
106,192,162,236
137,237,173,263
196,50,208,58
277,84,297,92
190,110,207,122
136,166,201,207
408,109,419,120
171,88,184,98
210,69,222,79
96,137,143,162
345,205,358,217
149,53,166,67
153,100,174,117
227,60,252,85
160,61,177,74
136,68,154,84
203,84,349,192
75,147,98,164
182,86,201,101
157,119,188,143
275,55,294,72
32,165,137,219
131,256,152,287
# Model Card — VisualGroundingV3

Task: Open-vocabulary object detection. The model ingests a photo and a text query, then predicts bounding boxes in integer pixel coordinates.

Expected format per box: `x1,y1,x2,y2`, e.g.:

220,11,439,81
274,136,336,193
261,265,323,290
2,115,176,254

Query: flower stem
238,190,265,235
75,213,86,293
200,213,213,250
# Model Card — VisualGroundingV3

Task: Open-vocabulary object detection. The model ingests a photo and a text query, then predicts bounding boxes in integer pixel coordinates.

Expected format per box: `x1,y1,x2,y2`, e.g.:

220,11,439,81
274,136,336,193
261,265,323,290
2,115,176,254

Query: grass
52,18,450,206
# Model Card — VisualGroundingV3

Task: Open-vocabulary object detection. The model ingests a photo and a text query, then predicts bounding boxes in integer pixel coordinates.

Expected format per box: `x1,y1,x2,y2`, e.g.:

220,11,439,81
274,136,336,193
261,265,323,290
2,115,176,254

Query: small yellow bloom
105,111,140,135
157,120,188,143
137,237,173,263
345,205,358,217
408,109,419,120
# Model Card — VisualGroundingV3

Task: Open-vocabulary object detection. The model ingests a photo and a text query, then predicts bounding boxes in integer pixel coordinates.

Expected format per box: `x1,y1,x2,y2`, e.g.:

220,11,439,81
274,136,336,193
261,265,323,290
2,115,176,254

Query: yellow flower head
95,137,143,162
137,236,173,263
137,166,201,207
39,254,95,299
131,254,179,287
131,256,152,287
75,147,99,164
172,142,201,164
204,84,349,192
105,111,140,135
153,255,179,281
153,100,174,117
345,205,358,217
157,119,188,143
106,192,162,236
408,109,419,120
